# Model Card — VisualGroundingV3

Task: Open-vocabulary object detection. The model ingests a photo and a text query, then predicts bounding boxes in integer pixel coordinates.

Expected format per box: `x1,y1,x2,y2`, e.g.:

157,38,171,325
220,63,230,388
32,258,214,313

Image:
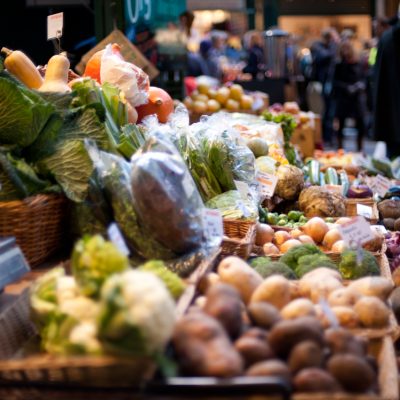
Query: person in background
242,32,264,79
209,30,227,59
310,27,340,144
333,41,367,151
187,39,221,79
373,17,400,158
369,17,391,67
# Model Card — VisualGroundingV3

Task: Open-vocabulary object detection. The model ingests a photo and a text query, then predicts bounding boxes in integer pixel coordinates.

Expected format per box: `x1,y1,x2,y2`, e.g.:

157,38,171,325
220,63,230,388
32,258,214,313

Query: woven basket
345,197,379,224
221,219,256,259
0,194,67,267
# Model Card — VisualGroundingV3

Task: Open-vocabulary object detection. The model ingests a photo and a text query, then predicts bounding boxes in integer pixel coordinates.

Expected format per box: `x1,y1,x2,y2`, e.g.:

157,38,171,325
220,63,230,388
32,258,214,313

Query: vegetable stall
0,42,400,400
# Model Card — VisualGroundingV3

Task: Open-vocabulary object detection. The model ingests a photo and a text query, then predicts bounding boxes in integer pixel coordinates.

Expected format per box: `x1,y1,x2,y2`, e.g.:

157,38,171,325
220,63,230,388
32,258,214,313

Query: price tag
338,216,374,248
47,12,64,40
108,223,130,256
257,172,278,198
202,208,223,245
234,180,251,200
371,225,388,234
369,174,392,197
356,203,373,219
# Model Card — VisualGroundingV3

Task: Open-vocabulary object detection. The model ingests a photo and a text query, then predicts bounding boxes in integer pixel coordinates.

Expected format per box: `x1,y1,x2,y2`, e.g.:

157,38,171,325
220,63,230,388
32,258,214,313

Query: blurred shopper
243,32,264,79
187,40,221,79
310,28,340,144
333,41,367,151
373,19,400,158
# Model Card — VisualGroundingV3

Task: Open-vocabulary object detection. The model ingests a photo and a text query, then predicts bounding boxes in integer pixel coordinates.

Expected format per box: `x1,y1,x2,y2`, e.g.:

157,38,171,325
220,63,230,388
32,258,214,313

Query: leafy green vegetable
294,254,338,278
71,235,129,298
0,76,54,147
249,257,296,279
339,249,380,279
279,244,323,270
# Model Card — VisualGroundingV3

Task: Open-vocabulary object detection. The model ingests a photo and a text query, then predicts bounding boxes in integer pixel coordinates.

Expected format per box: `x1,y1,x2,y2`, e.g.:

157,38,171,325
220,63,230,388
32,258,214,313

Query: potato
378,199,400,219
327,354,376,392
293,368,342,392
325,327,367,357
198,272,220,294
247,302,281,329
281,298,316,320
235,336,274,367
250,275,291,309
313,304,331,329
383,218,395,231
354,296,390,328
246,359,291,383
218,257,262,304
242,327,269,342
309,278,343,303
299,268,343,298
289,281,301,300
288,341,323,373
268,316,324,358
203,283,243,339
173,312,243,377
348,277,394,301
332,306,359,328
328,287,361,307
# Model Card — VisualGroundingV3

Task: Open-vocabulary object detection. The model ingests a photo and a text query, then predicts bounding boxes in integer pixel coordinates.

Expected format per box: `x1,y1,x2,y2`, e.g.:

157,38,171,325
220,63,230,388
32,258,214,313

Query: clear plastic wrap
100,44,149,107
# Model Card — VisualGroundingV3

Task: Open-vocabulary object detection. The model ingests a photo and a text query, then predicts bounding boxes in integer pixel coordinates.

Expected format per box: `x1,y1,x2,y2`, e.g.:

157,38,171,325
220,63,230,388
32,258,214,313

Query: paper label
234,180,251,201
202,208,223,245
356,203,373,219
47,12,64,40
338,216,374,248
257,172,278,198
369,174,392,197
108,223,130,256
371,225,388,234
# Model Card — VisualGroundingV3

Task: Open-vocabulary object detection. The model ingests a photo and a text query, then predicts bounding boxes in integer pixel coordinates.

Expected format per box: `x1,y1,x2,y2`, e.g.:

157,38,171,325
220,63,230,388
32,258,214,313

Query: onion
280,239,302,253
322,228,343,250
255,223,274,246
273,230,291,246
303,217,329,244
263,243,280,256
362,230,384,252
290,228,303,239
336,217,352,225
298,235,315,245
331,240,347,253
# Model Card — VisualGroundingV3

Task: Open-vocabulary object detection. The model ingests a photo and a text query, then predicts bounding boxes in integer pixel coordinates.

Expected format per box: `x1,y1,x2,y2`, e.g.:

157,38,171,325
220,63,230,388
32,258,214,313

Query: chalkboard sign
0,238,30,292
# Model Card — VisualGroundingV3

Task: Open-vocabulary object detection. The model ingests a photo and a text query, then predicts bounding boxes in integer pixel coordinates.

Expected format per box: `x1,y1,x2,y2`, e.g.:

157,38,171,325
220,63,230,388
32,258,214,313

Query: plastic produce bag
130,148,205,255
100,44,149,107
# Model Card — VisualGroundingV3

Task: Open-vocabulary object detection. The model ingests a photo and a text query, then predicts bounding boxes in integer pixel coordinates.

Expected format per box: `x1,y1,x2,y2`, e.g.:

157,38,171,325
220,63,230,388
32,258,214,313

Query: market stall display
1,38,400,400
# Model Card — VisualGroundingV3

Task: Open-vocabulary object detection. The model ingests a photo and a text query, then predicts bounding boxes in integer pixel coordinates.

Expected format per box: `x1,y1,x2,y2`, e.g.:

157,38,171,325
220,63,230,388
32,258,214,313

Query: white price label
234,180,251,201
257,172,278,198
369,174,392,197
371,225,388,234
202,209,223,245
356,203,373,219
338,216,374,248
108,223,130,256
47,12,64,40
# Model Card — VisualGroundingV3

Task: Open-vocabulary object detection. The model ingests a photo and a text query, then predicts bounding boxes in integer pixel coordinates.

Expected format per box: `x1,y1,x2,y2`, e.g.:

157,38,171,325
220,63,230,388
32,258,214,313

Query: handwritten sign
369,174,392,197
234,180,251,201
356,203,373,219
202,208,223,245
257,172,278,198
47,12,64,41
338,216,374,248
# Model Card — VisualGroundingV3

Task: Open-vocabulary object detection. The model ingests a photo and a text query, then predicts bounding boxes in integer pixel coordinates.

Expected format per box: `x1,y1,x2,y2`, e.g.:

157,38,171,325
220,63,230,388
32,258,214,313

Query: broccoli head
139,260,186,300
249,257,295,279
294,254,338,278
279,244,323,270
338,249,380,279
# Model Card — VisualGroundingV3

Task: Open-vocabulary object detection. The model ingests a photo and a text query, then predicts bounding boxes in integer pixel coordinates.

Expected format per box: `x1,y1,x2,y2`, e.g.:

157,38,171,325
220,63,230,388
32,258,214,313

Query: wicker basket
221,219,257,259
345,197,379,224
0,194,67,267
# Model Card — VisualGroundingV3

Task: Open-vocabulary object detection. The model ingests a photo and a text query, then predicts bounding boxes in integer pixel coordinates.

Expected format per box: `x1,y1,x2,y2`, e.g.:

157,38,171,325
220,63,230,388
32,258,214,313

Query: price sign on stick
202,208,223,246
47,12,64,41
108,223,130,256
234,180,251,201
369,174,392,197
257,172,278,198
356,203,373,219
338,216,374,248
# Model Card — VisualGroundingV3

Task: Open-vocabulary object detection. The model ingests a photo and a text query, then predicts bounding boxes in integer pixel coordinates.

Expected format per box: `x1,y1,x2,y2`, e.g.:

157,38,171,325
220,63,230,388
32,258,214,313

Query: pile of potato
257,216,384,256
171,257,395,394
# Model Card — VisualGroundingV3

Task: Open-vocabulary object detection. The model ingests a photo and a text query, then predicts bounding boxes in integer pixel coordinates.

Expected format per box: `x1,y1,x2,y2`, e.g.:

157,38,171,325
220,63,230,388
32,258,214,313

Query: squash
1,47,43,89
39,52,71,93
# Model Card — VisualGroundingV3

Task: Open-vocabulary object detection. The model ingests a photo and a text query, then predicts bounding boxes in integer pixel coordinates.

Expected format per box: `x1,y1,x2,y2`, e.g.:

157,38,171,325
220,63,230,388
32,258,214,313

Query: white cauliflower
98,270,176,355
69,322,102,354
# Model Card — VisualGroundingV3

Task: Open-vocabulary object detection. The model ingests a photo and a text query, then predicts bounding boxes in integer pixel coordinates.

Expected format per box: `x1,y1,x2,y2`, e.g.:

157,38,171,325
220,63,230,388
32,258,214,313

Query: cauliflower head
71,235,129,298
98,270,176,356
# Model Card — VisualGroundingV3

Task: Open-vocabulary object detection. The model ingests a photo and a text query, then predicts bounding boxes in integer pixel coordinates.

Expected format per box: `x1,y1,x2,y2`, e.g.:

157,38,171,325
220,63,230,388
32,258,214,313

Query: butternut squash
1,47,43,89
39,52,71,93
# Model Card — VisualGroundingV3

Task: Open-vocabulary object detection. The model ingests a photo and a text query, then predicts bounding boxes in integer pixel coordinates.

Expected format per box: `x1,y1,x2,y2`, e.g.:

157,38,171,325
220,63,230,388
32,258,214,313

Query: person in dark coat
333,40,368,151
373,20,400,158
187,40,221,79
243,32,264,79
